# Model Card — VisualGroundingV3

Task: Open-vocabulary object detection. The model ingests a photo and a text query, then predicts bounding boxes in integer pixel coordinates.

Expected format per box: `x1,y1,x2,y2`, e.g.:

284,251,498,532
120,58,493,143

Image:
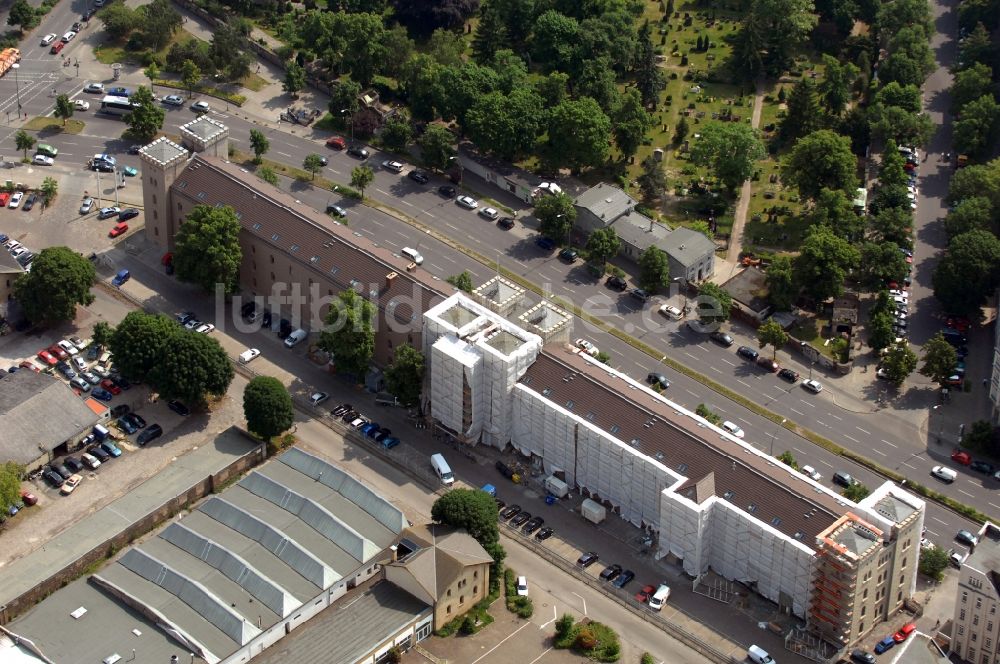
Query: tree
696,282,733,326
144,62,160,93
637,155,667,203
535,193,575,243
638,246,670,293
765,255,797,311
780,78,823,143
181,60,202,97
530,10,580,74
782,130,858,200
14,130,34,160
139,0,182,51
447,271,474,292
954,94,1000,158
585,227,621,267
7,0,36,31
633,21,665,107
465,88,544,160
92,321,114,349
868,311,896,351
40,177,57,205
843,482,870,501
871,206,914,247
673,116,689,145
857,242,909,292
920,333,959,385
12,247,94,324
874,82,923,114
964,420,995,454
869,104,934,147
380,114,413,153
881,342,918,385
172,204,243,294
319,288,375,380
350,165,374,199
393,0,480,36
303,154,325,181
794,225,860,301
960,22,995,70
124,86,165,142
952,63,994,114
777,450,798,468
819,54,859,117
53,95,73,126
99,3,140,37
612,89,653,160
418,124,456,171
733,0,817,77
283,61,306,97
148,331,234,405
757,319,788,359
0,462,22,514
535,71,569,107
329,77,362,120
544,98,612,174
109,311,177,381
692,122,766,191
431,487,504,588
243,376,294,440
384,344,424,406
249,129,269,164
945,197,995,238
809,188,864,242
933,229,1000,316
948,160,1000,209
919,546,950,581
258,166,278,187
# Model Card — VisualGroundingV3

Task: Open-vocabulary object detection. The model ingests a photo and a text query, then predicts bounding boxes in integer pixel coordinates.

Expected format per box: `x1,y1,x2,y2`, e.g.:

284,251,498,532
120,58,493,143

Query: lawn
24,117,85,135
94,28,193,66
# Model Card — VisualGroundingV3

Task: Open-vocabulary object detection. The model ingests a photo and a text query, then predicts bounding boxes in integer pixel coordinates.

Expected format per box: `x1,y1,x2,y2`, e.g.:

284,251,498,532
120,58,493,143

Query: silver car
80,197,94,214
456,195,478,209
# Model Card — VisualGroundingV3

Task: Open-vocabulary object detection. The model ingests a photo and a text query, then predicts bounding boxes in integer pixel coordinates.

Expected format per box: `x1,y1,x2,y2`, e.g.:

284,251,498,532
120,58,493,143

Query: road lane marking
684,352,698,360
843,434,859,443
470,622,533,664
816,420,827,427
720,358,735,366
873,449,887,457
738,417,752,425
960,489,975,498
991,503,1000,512
685,389,698,397
857,427,871,435
376,188,390,196
711,367,722,374
428,263,442,272
818,459,833,468
932,517,948,526
424,211,436,218
790,408,804,416
882,439,897,448
738,380,753,389
829,414,842,421
276,151,291,157
401,200,413,207
800,400,815,408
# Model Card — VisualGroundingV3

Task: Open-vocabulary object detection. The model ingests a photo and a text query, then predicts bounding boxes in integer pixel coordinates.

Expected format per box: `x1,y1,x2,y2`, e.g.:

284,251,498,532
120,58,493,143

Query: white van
648,584,670,611
747,644,774,664
401,247,423,265
430,453,454,485
284,328,307,348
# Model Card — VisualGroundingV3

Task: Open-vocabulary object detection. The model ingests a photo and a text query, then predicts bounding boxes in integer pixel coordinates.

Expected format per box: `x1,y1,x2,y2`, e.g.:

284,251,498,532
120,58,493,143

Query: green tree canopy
954,94,1000,158
948,160,1000,209
880,342,918,385
12,247,95,324
544,97,612,173
585,227,621,267
351,165,374,198
173,204,242,293
757,319,788,359
733,0,817,77
638,246,669,293
0,462,22,514
842,482,870,502
303,153,325,180
782,130,858,200
612,89,653,160
818,54,859,117
465,88,544,161
696,282,733,326
447,270,474,292
535,192,576,242
871,206,914,247
793,224,860,301
690,121,765,191
869,104,934,147
319,288,375,380
92,321,114,349
139,0,182,51
243,376,294,440
952,63,994,114
14,130,34,160
8,0,36,31
529,10,581,74
418,124,456,171
384,344,424,407
380,113,413,153
765,255,797,311
857,241,909,292
932,229,1000,316
944,197,995,238
920,333,959,385
124,86,165,142
431,488,504,588
919,545,950,581
868,311,896,351
98,1,139,36
148,330,234,405
874,82,923,114
780,78,823,143
637,154,667,203
110,311,181,382
54,95,73,127
249,129,270,164
283,61,306,96
258,166,278,187
181,59,202,97
40,176,57,205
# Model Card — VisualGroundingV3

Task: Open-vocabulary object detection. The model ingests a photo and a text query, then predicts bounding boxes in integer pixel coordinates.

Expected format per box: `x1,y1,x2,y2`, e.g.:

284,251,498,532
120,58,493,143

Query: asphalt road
0,0,990,536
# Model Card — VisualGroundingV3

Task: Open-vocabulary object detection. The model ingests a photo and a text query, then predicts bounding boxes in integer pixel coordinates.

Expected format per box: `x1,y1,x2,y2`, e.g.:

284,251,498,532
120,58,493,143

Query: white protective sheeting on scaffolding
659,489,710,572
510,386,578,486
430,335,483,440
477,331,541,449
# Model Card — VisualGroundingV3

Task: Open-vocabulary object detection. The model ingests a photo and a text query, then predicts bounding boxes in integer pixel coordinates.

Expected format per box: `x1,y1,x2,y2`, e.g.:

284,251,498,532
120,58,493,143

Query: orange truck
0,48,21,77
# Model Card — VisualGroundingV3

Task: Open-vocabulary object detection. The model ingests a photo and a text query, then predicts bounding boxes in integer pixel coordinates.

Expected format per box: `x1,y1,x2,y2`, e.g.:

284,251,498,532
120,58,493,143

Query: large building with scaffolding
421,292,925,647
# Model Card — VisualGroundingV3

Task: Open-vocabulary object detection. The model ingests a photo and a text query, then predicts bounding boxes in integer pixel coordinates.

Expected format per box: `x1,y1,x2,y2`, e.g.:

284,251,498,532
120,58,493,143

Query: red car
893,623,916,642
326,135,346,149
109,222,129,238
19,360,39,372
100,378,122,395
0,192,10,206
37,350,58,366
635,584,656,603
952,450,972,466
20,489,37,506
947,316,971,332
47,345,68,361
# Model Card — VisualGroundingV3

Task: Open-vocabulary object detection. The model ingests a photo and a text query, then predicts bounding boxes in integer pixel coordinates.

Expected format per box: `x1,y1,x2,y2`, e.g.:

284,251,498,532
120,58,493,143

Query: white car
381,160,404,173
73,99,90,111
84,82,105,94
574,338,599,357
478,207,499,220
802,379,823,393
309,392,329,405
455,195,478,209
195,323,215,334
9,192,23,209
71,356,87,371
658,304,683,320
32,155,54,166
800,465,822,481
79,197,94,214
58,339,80,356
238,348,260,364
888,289,908,298
191,101,210,113
40,33,57,46
61,31,76,43
516,575,528,596
721,421,745,438
162,94,184,106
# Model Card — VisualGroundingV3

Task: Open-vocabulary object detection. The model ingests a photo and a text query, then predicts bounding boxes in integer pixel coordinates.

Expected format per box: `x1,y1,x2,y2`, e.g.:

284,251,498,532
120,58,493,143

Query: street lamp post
672,277,688,313
769,418,787,456
340,108,354,145
12,63,21,116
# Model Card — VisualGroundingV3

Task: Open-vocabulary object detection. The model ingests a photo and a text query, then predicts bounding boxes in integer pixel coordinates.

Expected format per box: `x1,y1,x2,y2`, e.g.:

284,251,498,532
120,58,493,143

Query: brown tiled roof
521,349,848,541
171,155,453,325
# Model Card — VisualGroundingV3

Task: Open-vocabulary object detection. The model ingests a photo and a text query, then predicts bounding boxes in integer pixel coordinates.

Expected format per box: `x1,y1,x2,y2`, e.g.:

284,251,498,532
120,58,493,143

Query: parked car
522,516,544,534
408,170,429,183
658,304,683,320
893,623,916,643
606,275,627,291
63,456,84,473
309,392,329,405
478,207,499,220
119,208,140,221
721,421,745,438
190,101,210,113
137,423,163,446
510,511,531,526
635,584,656,603
559,247,578,262
802,379,823,393
60,474,83,495
576,552,599,568
108,222,129,238
647,372,670,389
874,636,896,655
98,206,121,219
612,569,635,588
736,346,759,361
599,563,622,581
535,236,556,251
438,185,456,197
43,468,65,488
710,331,735,347
931,465,957,482
455,195,478,209
32,154,54,166
326,135,346,149
99,440,122,457
346,145,370,159
162,94,184,106
381,160,404,173
239,348,260,363
832,471,854,488
497,217,515,229
971,460,995,475
80,197,94,214
801,465,822,481
957,530,979,546
167,400,190,416
575,338,599,357
777,368,800,382
535,526,554,541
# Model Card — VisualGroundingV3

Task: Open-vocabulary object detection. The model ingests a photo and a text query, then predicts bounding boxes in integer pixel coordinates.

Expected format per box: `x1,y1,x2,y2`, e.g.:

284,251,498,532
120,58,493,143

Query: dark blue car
91,387,114,401
874,636,895,655
382,437,401,449
535,236,556,251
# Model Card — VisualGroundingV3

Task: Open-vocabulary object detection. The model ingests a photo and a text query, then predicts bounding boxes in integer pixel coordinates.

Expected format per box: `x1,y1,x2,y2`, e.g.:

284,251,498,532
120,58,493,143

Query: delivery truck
581,498,606,524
